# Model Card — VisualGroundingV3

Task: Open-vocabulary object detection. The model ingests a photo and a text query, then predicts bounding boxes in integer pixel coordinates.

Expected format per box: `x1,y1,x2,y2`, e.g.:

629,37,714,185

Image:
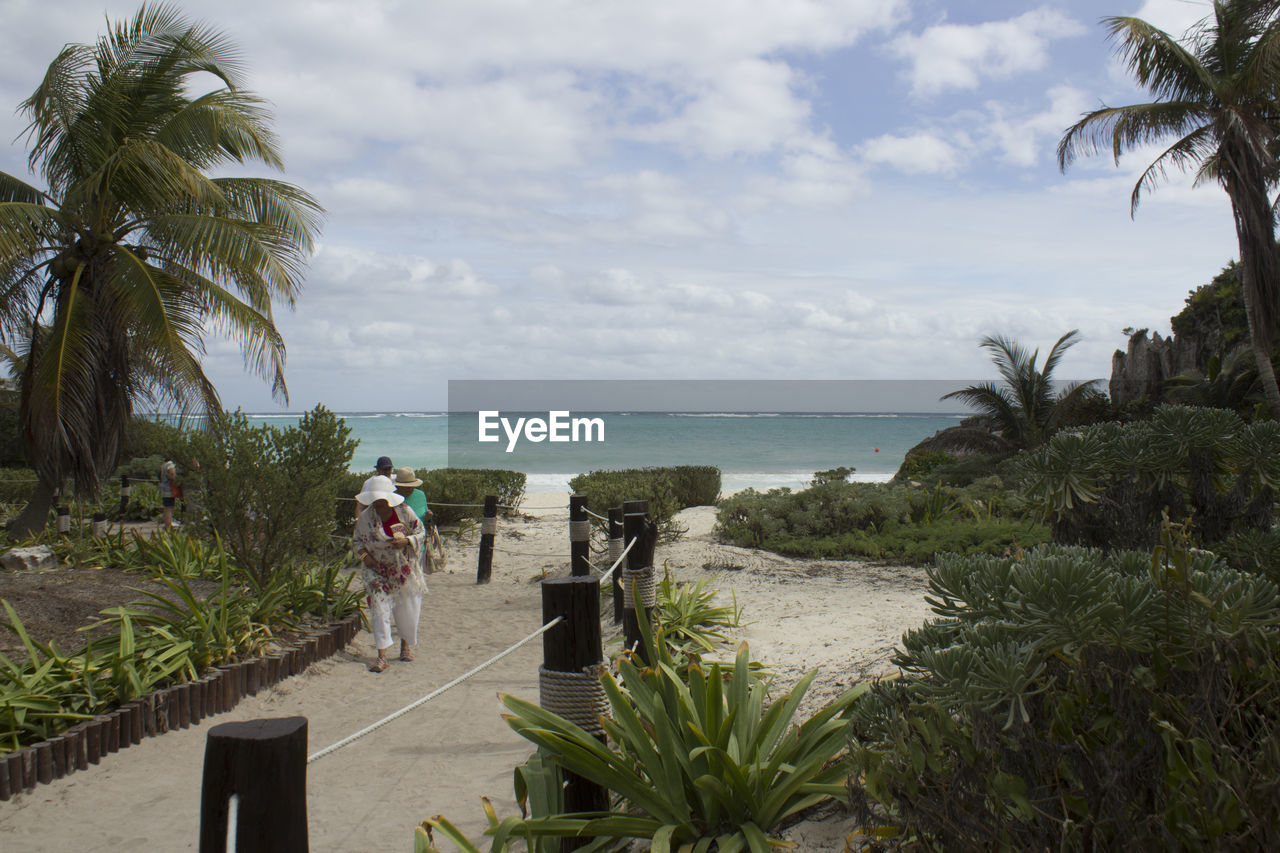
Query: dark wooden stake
119,474,131,516
476,494,498,584
622,500,657,663
608,507,624,623
542,576,608,849
200,717,308,853
569,494,591,577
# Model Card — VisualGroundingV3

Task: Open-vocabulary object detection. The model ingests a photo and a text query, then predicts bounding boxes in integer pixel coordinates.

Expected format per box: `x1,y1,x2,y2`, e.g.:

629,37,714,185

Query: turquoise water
232,411,963,492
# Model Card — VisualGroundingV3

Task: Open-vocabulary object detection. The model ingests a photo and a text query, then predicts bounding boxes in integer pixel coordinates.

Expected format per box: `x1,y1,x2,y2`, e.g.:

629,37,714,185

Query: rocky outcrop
1109,330,1201,405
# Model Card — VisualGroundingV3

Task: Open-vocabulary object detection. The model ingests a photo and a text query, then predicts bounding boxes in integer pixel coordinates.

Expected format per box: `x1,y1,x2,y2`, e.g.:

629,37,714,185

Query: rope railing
596,536,636,586
307,616,564,764
583,507,609,521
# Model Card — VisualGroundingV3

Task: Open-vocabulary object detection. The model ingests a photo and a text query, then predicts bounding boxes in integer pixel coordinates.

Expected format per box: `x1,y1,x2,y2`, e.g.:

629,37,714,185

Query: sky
0,0,1239,412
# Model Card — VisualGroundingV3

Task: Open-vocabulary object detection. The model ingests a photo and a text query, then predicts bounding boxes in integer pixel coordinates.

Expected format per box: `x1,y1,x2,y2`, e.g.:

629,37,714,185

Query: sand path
0,494,935,852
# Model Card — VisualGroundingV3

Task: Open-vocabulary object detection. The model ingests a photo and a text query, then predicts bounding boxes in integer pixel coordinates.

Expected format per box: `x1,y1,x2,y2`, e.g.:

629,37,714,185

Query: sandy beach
0,493,935,852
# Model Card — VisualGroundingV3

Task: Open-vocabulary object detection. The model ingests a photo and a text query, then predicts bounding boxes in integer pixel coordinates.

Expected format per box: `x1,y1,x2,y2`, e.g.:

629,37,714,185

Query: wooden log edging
0,610,364,802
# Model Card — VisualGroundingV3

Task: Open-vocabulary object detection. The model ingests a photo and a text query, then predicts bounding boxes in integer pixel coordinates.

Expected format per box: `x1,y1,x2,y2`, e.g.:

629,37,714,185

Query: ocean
235,411,964,492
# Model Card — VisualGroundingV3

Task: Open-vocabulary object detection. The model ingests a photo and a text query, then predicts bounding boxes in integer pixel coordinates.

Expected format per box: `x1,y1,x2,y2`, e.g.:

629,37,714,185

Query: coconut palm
0,4,322,534
941,330,1101,450
1057,1,1280,417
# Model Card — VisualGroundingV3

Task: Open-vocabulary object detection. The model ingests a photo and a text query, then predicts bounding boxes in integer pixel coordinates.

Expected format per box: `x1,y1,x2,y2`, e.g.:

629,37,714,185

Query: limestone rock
1,545,57,572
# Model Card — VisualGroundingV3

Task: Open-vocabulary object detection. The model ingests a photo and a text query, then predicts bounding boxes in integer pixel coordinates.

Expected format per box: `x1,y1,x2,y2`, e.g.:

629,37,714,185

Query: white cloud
984,85,1091,167
1132,0,1212,38
860,132,966,174
891,8,1086,96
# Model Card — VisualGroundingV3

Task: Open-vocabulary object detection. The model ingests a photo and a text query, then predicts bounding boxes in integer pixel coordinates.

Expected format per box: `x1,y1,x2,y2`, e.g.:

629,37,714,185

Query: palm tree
0,4,322,534
941,330,1101,450
1057,1,1280,417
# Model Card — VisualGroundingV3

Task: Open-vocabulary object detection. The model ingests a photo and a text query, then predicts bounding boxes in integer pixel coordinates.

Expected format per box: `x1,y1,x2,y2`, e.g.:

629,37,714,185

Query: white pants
368,585,422,650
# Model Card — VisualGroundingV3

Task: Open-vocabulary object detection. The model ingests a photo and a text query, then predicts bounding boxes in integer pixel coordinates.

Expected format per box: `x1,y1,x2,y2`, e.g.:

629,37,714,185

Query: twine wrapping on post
568,519,591,542
539,664,609,736
621,566,656,609
480,516,498,536
607,537,623,567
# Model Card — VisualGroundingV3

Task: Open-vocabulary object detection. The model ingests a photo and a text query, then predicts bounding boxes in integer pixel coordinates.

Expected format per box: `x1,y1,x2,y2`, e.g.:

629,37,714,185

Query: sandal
368,658,389,673
399,647,414,662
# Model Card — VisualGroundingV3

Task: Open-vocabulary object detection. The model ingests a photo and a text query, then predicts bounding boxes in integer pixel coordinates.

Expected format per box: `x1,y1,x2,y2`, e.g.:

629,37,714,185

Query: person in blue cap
355,456,396,520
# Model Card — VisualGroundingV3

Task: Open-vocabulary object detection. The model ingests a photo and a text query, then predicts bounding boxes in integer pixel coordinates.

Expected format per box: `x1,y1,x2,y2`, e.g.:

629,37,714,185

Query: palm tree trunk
8,478,56,537
1224,155,1280,418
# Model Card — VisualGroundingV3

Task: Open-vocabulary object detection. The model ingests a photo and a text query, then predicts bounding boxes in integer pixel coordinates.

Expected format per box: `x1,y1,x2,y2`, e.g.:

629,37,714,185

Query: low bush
0,467,37,504
0,531,361,752
423,468,526,526
1020,405,1280,550
892,449,954,482
119,416,193,464
569,466,720,538
847,532,1280,849
716,479,1041,562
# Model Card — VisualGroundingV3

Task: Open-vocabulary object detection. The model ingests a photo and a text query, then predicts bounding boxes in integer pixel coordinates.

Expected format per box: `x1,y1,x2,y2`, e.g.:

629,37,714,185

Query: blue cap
376,456,393,470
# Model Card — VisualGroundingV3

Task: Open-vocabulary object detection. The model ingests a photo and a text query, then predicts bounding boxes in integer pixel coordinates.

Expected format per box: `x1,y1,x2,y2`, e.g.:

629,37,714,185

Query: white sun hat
356,474,404,507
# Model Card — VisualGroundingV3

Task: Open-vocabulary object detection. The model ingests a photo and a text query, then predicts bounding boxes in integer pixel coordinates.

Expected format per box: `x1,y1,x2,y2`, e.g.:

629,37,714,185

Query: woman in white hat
352,475,426,672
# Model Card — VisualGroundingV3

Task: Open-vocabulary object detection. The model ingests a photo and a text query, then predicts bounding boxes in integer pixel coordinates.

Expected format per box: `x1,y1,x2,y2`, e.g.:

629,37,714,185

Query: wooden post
200,717,308,853
569,494,591,577
608,507,624,623
119,474,131,516
56,505,70,535
91,512,108,537
541,576,608,848
622,500,657,662
476,495,497,584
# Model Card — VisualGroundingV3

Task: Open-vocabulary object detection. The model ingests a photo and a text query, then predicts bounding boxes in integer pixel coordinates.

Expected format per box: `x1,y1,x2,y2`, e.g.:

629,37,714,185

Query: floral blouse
353,504,427,598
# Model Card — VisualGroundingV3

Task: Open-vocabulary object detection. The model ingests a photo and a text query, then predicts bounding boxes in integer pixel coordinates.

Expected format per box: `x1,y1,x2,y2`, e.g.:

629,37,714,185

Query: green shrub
668,465,721,506
847,534,1280,849
916,451,1014,487
568,466,721,538
1,531,362,752
467,624,866,851
893,450,954,482
1020,405,1280,550
1214,527,1280,585
119,416,193,467
716,480,1040,562
188,405,358,585
0,467,38,503
423,468,526,526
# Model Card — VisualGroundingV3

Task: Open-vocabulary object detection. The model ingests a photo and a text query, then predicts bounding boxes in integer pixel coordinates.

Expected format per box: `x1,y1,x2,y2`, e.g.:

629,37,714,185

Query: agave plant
653,566,743,656
447,610,870,852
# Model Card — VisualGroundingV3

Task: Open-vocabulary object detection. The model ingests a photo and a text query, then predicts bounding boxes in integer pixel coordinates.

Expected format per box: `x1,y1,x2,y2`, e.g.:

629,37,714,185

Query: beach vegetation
425,468,527,526
1058,2,1280,418
654,566,743,657
0,529,360,751
570,465,722,540
188,405,357,586
1020,404,1279,550
941,330,1101,450
716,479,1046,563
422,614,865,852
846,529,1280,848
0,4,323,537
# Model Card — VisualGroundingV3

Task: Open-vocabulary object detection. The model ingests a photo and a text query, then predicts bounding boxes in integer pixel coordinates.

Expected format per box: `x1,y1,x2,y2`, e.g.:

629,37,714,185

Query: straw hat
356,475,404,507
393,467,423,488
